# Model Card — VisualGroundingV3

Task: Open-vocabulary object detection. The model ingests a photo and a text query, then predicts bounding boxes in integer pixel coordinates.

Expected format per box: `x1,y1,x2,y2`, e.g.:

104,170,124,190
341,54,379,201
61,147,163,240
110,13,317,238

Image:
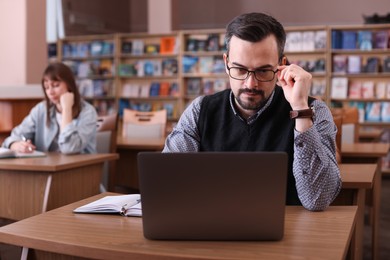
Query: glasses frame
226,63,279,82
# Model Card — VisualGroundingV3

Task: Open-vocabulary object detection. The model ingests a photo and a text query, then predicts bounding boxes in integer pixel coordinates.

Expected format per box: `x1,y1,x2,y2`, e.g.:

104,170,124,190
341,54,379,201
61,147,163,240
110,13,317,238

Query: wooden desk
337,163,376,260
0,193,357,260
341,142,390,260
358,128,384,143
115,136,165,192
0,153,118,221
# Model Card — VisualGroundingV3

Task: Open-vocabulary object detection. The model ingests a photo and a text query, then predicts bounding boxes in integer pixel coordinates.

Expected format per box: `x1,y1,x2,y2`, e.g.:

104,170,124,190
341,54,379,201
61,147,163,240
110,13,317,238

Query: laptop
137,151,288,241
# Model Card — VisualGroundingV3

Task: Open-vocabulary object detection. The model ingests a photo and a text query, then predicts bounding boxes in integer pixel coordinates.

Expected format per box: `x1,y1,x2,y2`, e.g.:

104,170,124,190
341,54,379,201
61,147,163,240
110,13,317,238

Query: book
374,30,389,49
361,81,375,99
314,30,327,50
357,31,373,50
73,194,142,217
331,77,348,99
301,31,315,51
333,55,348,74
0,147,46,159
348,81,362,98
160,37,176,54
381,102,390,122
341,31,357,49
347,55,361,74
365,102,382,122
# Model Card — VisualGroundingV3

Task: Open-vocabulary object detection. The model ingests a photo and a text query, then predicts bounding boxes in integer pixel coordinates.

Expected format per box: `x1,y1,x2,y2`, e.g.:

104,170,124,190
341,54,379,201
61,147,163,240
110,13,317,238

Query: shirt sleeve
58,102,98,154
162,96,204,152
293,99,342,211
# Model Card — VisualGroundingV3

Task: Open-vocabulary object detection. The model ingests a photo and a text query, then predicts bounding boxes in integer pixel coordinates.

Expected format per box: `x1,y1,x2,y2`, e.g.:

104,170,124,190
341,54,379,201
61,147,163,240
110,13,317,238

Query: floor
1,178,390,260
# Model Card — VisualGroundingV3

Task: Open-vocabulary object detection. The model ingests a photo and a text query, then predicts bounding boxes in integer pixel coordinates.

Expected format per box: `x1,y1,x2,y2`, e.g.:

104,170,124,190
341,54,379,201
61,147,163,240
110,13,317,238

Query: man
163,12,341,211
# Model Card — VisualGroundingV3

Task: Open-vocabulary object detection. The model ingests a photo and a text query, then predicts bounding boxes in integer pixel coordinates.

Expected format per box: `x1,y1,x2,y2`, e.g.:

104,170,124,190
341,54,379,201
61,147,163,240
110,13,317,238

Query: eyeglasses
226,64,278,82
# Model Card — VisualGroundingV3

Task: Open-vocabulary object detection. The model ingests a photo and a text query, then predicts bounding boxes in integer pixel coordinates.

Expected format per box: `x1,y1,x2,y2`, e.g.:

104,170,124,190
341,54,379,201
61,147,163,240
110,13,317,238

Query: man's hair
224,12,286,60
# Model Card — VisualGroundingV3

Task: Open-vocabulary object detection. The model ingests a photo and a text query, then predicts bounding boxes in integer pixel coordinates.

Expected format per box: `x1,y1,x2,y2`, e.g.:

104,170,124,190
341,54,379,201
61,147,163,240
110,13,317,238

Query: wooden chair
96,113,118,192
122,109,167,138
331,107,359,144
332,114,343,163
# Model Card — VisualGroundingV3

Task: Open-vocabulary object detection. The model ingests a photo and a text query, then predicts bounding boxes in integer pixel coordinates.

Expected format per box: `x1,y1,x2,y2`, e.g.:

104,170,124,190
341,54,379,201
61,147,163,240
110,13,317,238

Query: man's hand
277,64,312,110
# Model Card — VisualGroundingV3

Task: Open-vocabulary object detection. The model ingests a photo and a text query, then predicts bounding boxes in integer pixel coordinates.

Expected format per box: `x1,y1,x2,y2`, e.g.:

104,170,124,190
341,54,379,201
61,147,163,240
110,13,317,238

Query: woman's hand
10,140,36,153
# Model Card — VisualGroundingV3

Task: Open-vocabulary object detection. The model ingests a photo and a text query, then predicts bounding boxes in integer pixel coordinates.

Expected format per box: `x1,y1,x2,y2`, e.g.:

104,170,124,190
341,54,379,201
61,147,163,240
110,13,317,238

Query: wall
172,0,390,30
0,0,46,86
0,0,26,86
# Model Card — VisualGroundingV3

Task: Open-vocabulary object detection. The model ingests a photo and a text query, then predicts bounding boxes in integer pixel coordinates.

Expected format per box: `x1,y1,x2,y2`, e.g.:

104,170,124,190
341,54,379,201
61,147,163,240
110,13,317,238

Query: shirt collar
229,88,275,124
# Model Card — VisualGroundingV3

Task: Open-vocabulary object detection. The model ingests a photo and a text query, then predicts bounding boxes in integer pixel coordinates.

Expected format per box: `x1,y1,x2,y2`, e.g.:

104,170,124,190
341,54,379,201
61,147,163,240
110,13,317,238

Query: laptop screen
138,151,288,241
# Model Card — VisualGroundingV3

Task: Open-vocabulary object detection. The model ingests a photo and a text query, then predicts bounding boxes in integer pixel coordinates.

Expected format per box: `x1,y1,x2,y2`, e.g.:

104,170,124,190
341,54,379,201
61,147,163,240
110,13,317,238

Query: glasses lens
254,70,275,81
229,67,249,80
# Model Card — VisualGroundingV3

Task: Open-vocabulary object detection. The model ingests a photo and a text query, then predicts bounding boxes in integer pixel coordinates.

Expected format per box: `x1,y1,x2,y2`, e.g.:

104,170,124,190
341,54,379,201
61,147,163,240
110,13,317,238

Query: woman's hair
41,62,82,125
224,12,286,61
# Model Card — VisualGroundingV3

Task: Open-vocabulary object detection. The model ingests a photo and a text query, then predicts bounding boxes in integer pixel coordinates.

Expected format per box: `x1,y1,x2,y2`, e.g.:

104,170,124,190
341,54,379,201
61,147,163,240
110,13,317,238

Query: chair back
122,109,167,138
97,113,118,153
331,107,359,144
96,113,118,192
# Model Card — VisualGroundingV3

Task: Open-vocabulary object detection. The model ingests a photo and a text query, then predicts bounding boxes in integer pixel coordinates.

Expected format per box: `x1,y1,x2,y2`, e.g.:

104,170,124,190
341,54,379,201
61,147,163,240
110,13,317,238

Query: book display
57,34,117,116
329,24,390,129
55,25,390,132
180,29,229,105
117,32,181,120
284,26,328,100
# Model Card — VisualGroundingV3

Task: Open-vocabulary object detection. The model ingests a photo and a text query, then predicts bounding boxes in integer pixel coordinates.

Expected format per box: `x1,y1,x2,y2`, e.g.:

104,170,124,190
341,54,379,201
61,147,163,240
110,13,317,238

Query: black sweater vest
198,87,314,205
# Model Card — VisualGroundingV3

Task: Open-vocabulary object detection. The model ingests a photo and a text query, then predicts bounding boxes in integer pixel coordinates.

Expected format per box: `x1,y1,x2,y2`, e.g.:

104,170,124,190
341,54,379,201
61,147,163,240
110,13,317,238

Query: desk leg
371,161,381,260
352,188,365,260
41,175,52,213
21,247,28,260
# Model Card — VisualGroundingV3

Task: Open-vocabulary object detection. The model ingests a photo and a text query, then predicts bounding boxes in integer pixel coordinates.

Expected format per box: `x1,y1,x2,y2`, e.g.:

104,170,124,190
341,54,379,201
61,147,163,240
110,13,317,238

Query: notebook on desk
137,151,288,241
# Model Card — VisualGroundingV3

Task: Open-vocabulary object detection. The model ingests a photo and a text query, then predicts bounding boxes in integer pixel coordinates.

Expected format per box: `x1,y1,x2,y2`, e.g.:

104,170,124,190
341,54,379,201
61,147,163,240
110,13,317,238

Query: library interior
0,0,390,259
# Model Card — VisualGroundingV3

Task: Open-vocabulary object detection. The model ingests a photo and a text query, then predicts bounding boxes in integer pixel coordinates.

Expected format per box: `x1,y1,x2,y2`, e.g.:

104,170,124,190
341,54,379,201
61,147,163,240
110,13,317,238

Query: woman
2,62,97,154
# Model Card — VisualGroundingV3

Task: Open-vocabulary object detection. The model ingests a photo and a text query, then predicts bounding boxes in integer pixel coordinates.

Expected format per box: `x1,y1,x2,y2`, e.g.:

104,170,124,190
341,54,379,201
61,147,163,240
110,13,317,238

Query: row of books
90,100,116,116
118,59,178,77
186,78,230,96
310,79,327,97
331,78,390,99
284,30,327,52
348,101,390,122
289,58,326,73
121,37,178,55
62,41,115,58
333,55,390,74
77,79,114,98
182,56,225,74
64,60,114,78
185,34,225,52
121,82,179,98
331,30,389,50
119,99,177,119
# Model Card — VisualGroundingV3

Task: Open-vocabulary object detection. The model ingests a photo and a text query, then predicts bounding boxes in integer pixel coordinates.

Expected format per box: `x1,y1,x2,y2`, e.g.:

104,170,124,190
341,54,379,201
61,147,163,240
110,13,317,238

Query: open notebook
0,147,46,159
137,151,288,241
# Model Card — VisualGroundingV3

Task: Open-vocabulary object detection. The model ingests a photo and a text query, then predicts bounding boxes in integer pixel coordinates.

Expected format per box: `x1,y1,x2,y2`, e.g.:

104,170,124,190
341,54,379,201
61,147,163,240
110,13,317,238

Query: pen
21,135,33,152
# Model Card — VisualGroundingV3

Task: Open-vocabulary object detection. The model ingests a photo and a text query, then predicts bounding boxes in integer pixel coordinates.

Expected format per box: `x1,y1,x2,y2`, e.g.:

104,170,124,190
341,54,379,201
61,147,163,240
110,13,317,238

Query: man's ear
280,56,288,65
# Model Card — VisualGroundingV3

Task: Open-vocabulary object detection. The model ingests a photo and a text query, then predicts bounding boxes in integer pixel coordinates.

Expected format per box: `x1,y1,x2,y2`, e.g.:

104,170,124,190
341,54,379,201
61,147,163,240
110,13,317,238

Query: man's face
224,35,280,116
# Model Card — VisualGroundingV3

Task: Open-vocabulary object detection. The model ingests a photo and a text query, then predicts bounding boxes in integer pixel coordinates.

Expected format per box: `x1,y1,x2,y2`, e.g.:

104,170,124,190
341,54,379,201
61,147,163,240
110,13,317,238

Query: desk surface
0,193,357,260
339,163,376,189
0,152,118,171
116,136,165,150
341,142,389,158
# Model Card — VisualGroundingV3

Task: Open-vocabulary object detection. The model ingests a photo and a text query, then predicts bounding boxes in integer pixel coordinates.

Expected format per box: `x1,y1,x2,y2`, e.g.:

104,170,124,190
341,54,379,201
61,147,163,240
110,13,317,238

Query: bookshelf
57,34,117,116
284,26,329,101
116,32,181,121
180,29,230,108
56,25,390,127
329,24,390,128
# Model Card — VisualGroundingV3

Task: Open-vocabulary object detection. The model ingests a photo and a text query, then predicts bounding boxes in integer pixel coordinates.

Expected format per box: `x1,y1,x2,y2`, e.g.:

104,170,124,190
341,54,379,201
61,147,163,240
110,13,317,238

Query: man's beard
235,88,267,111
